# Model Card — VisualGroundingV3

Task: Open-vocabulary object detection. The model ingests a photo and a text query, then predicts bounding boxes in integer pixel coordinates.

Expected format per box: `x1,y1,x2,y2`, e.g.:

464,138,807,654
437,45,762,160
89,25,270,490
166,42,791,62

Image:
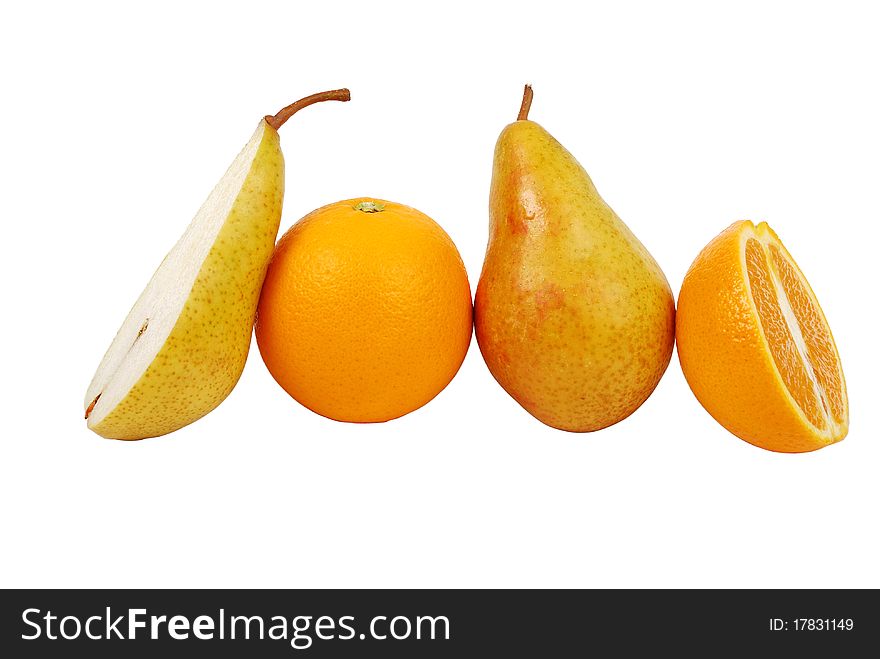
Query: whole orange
255,198,473,423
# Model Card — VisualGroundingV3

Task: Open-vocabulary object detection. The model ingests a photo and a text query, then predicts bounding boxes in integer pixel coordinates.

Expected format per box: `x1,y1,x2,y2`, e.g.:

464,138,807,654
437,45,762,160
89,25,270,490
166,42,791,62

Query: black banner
1,589,875,656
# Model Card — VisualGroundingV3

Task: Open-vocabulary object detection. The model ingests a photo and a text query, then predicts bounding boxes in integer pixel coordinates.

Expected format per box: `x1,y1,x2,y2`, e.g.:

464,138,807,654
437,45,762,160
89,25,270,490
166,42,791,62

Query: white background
1,1,877,588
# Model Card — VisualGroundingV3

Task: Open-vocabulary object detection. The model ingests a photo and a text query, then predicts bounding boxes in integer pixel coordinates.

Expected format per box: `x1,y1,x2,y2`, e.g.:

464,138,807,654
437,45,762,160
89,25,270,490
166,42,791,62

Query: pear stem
517,84,533,121
265,88,351,130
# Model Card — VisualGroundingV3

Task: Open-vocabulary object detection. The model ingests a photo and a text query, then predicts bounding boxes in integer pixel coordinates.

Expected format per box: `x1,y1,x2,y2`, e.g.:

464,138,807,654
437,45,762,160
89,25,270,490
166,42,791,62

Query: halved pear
85,89,351,440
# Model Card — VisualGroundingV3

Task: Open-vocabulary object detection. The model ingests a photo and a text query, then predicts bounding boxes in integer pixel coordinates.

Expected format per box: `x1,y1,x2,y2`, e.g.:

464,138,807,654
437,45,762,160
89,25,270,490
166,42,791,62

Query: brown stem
517,84,533,121
265,88,351,130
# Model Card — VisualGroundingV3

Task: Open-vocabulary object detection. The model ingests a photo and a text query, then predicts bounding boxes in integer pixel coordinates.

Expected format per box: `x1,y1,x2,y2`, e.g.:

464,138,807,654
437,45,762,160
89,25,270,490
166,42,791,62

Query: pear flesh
475,88,675,432
85,121,284,439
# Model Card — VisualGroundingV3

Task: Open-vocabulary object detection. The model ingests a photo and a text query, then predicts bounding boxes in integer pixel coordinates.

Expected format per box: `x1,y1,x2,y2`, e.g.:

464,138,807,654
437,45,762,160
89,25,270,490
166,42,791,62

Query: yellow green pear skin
475,119,675,432
88,121,284,439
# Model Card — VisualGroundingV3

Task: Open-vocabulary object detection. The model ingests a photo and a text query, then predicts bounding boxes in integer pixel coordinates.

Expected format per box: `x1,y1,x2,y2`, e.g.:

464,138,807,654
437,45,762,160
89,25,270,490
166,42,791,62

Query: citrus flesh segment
744,238,827,430
765,241,847,427
742,223,847,442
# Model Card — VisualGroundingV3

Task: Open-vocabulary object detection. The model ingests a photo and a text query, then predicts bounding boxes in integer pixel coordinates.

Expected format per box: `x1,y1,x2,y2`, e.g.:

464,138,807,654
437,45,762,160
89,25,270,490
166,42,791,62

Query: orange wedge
676,221,848,453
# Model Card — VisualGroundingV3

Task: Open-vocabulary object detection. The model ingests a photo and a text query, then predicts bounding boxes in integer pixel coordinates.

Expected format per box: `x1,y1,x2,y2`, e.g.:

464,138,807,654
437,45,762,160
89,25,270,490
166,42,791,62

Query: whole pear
475,86,675,432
